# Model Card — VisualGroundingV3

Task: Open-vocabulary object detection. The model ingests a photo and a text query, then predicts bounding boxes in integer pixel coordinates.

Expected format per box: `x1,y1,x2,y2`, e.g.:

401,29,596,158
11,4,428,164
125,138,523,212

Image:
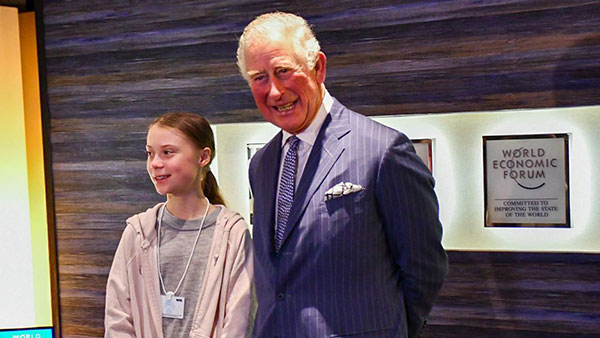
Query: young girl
105,112,254,337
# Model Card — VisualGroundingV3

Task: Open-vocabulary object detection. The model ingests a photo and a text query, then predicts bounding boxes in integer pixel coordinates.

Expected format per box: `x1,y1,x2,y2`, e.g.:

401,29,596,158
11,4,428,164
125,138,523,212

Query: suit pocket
318,189,369,244
323,189,366,215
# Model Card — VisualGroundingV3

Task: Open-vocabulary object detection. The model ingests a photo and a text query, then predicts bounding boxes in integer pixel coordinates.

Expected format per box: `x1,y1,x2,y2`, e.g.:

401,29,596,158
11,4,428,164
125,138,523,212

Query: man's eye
253,75,265,82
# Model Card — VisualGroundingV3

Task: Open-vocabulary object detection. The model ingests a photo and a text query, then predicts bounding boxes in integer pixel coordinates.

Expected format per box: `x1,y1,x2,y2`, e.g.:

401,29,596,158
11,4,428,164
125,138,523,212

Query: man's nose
268,77,285,99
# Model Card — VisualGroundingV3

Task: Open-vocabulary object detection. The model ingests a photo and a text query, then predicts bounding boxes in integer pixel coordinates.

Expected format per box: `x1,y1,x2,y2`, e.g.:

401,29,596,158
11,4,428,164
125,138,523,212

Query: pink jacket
104,203,254,337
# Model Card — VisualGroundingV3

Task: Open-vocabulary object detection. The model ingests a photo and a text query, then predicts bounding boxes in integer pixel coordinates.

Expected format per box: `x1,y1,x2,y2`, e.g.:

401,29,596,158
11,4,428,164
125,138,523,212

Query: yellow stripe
19,11,53,327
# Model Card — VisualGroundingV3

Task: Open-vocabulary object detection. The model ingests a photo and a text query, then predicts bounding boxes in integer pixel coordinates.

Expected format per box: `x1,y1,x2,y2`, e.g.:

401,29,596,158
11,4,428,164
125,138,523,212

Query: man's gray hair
236,12,321,82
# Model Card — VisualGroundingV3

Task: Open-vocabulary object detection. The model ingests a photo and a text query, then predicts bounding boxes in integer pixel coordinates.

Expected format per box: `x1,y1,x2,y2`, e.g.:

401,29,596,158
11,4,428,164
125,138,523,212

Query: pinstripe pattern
249,98,448,338
275,136,300,254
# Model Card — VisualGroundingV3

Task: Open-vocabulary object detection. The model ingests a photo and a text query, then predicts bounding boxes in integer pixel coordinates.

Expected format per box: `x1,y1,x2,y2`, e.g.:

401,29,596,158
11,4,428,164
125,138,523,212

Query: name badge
161,292,185,319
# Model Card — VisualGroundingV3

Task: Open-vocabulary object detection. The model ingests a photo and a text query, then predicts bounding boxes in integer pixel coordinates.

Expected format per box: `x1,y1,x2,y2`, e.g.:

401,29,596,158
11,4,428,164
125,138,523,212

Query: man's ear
314,51,327,84
197,147,212,168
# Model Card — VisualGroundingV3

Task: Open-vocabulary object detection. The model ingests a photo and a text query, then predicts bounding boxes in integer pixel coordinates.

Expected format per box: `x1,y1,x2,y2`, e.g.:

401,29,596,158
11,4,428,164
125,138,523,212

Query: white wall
215,105,600,253
215,122,278,233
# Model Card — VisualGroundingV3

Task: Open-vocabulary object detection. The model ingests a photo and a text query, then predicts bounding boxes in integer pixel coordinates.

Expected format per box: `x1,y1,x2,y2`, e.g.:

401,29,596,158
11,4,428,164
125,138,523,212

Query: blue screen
0,328,53,338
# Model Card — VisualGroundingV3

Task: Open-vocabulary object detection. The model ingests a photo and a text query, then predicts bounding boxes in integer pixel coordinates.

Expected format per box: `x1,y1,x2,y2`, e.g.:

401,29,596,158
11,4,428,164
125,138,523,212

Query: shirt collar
281,88,333,148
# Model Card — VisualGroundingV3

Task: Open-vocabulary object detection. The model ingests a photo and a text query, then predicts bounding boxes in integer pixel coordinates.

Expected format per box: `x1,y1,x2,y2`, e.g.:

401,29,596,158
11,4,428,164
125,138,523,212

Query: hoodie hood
125,203,163,245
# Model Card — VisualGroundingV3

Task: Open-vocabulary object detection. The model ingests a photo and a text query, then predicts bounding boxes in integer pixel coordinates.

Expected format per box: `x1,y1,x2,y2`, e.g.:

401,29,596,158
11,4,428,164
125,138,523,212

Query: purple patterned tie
275,136,300,254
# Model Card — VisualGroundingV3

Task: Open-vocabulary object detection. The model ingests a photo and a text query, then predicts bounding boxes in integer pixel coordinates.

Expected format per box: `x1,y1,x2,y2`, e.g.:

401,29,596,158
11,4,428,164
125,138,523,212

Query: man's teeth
276,102,295,112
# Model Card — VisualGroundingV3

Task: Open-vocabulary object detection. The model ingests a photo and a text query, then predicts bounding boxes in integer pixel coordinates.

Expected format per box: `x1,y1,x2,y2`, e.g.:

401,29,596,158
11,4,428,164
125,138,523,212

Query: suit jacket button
276,292,285,301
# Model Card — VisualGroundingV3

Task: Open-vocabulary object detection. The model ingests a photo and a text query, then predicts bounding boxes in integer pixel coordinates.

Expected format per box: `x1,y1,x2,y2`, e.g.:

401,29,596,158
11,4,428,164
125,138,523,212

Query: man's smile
275,101,296,113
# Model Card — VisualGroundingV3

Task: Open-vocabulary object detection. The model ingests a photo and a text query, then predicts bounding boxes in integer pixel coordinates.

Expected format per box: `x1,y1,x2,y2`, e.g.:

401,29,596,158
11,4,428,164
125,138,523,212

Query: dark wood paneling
42,1,600,122
422,251,600,337
40,0,600,336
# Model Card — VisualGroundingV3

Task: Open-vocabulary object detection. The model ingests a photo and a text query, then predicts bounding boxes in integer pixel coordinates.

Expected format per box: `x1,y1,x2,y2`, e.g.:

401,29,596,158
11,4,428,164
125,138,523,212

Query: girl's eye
145,151,152,157
164,150,173,155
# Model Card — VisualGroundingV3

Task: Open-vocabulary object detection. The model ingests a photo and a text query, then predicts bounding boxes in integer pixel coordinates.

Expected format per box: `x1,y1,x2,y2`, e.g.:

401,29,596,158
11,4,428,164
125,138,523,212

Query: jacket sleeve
375,133,448,338
221,223,255,338
105,226,137,338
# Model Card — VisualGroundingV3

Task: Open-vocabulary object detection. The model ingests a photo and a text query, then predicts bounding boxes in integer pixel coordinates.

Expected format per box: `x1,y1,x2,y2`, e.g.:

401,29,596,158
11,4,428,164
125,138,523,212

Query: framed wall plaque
411,138,433,172
246,143,265,225
483,134,570,227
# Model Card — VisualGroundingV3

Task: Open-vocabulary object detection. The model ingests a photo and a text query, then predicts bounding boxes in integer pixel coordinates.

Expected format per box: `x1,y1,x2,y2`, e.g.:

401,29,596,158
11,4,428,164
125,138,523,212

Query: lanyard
157,198,209,298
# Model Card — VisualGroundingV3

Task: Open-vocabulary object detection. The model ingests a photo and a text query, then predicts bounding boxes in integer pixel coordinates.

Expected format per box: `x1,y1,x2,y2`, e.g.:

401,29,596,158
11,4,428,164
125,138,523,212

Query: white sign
484,134,570,227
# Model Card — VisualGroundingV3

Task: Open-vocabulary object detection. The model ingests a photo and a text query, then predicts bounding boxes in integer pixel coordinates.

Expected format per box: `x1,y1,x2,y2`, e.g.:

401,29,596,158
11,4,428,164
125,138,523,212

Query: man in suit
237,12,448,338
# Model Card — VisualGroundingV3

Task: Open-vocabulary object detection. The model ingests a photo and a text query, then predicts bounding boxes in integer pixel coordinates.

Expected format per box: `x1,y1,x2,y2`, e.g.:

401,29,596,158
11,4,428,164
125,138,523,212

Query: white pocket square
325,182,364,201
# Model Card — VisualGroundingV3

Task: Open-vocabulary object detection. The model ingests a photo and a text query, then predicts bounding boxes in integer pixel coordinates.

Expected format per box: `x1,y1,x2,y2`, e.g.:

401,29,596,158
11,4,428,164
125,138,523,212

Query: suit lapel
254,132,282,254
281,100,351,248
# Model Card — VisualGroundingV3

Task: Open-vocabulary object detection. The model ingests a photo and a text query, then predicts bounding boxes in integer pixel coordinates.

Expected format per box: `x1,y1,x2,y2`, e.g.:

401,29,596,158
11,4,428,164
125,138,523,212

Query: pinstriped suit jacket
249,99,448,338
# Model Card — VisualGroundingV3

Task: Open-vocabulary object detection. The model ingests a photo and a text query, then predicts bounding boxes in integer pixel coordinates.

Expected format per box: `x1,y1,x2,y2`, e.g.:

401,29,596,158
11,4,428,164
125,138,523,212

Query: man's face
244,36,326,134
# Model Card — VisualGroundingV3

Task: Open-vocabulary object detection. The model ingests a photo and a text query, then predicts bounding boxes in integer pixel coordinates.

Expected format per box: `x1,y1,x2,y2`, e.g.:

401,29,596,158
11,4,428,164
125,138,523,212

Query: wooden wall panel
40,0,600,336
42,1,600,122
422,252,600,337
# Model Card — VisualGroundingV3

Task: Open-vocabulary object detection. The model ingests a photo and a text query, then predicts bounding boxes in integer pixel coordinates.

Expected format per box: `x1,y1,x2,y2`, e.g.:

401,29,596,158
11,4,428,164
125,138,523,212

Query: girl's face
145,124,207,197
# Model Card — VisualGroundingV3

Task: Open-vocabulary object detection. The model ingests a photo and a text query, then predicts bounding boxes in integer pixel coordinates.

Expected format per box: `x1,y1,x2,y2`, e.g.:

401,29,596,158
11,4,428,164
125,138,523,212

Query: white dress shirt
279,88,334,191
